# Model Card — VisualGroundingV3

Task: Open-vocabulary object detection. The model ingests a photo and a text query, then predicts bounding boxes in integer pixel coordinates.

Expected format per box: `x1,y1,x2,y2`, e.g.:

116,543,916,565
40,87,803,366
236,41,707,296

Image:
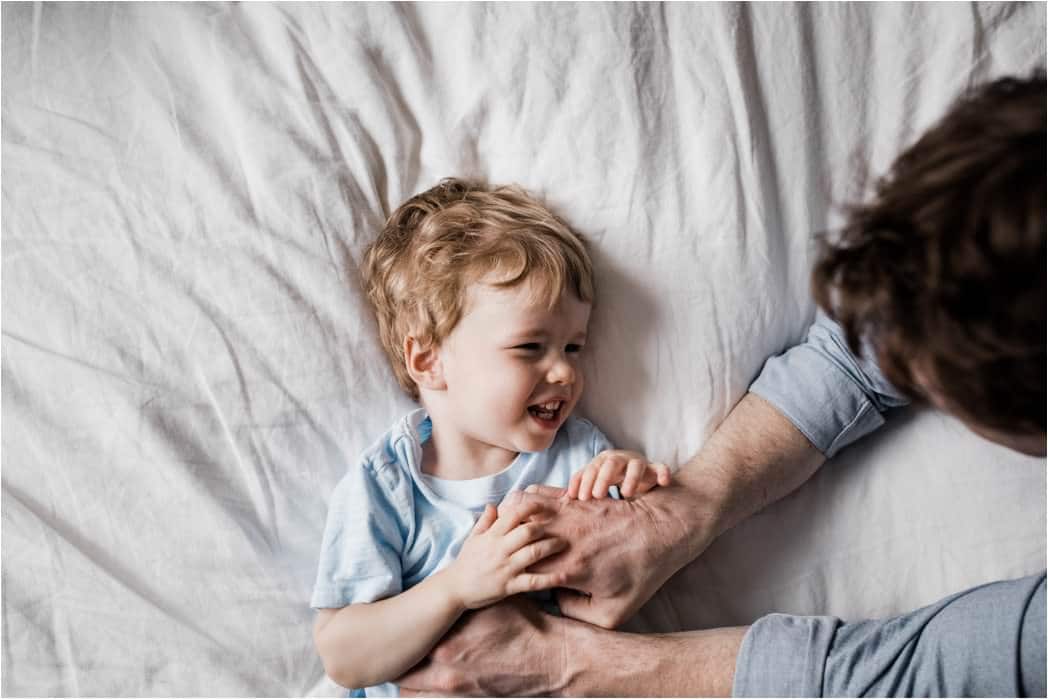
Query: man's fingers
397,664,452,698
556,588,621,629
398,688,444,698
555,587,592,619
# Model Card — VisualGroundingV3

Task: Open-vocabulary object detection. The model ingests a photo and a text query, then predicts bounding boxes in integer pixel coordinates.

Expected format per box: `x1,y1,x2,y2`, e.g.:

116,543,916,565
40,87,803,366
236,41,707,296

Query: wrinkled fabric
2,3,1045,696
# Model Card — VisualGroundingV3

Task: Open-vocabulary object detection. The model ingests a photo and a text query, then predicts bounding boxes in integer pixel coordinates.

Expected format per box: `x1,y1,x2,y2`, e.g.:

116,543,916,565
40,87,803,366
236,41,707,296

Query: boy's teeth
529,401,561,420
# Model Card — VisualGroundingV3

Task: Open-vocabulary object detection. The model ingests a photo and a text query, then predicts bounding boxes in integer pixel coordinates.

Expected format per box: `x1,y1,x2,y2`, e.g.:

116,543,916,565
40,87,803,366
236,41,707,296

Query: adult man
398,73,1046,697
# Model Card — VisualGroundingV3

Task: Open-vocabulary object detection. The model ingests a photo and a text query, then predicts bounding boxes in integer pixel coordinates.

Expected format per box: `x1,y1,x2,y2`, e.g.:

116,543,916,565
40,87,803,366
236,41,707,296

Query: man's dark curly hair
813,73,1046,436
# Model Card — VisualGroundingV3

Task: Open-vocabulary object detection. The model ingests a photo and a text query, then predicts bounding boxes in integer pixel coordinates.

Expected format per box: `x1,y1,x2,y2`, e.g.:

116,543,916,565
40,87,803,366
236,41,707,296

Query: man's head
813,73,1046,455
362,178,595,402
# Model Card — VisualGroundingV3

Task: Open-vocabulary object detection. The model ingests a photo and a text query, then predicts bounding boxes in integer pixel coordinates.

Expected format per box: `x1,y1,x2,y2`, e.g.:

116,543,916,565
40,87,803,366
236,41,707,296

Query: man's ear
404,336,446,391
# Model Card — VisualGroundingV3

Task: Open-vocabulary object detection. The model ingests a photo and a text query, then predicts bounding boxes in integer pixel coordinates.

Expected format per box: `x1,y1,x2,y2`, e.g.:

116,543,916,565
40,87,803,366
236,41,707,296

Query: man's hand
396,595,749,698
503,394,826,630
515,482,715,628
397,596,570,697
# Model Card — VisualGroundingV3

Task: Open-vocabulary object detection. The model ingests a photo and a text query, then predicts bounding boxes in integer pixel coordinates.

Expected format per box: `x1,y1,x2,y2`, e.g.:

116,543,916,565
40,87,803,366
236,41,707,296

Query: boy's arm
315,499,566,689
314,567,464,690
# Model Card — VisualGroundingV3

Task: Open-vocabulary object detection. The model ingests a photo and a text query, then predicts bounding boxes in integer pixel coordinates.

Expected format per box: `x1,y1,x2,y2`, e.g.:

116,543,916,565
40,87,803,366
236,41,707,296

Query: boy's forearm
656,392,826,564
315,568,464,689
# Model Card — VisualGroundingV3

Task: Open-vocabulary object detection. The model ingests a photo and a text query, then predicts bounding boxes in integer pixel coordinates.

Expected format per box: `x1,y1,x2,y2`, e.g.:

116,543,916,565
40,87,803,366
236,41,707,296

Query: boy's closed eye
512,343,585,353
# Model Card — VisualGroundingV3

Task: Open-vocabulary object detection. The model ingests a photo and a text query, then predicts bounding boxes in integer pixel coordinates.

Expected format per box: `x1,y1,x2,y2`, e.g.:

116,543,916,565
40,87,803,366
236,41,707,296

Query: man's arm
526,313,905,628
734,573,1046,697
400,573,1047,697
396,595,750,697
519,390,826,628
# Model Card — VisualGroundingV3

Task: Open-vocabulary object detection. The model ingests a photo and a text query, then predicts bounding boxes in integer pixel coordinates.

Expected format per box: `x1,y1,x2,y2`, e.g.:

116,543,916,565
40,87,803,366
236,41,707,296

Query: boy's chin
514,432,558,454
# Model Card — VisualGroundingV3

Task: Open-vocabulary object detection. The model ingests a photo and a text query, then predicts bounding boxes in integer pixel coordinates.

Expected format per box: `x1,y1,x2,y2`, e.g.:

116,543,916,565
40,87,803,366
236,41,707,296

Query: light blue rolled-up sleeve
733,572,1047,697
749,311,910,457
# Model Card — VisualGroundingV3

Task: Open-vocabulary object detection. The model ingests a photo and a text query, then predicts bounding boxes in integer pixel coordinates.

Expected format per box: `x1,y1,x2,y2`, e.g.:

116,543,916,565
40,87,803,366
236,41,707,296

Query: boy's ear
404,336,446,391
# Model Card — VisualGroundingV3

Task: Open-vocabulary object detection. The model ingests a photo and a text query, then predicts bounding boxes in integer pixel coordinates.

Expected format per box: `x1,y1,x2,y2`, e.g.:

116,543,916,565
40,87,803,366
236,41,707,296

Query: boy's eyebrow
506,329,588,342
505,330,547,342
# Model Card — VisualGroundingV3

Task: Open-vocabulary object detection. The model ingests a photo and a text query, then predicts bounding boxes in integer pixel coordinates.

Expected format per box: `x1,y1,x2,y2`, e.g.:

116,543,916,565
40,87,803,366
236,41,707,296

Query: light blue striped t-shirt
311,408,613,696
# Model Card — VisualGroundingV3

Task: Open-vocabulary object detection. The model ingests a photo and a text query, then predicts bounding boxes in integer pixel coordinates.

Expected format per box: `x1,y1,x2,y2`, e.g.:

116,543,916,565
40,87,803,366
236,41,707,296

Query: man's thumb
555,588,592,619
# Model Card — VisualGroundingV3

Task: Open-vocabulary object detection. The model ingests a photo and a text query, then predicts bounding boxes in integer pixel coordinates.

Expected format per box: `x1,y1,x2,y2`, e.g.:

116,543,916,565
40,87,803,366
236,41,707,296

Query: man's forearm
528,392,828,630
655,392,826,564
558,616,749,697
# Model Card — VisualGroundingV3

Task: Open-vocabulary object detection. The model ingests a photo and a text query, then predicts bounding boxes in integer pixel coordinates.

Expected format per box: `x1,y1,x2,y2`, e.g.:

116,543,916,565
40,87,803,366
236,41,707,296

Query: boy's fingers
502,521,548,552
578,464,600,501
654,462,672,486
493,498,555,534
508,537,567,573
566,470,583,499
621,460,644,497
507,570,568,596
471,504,498,534
524,483,567,499
592,461,619,499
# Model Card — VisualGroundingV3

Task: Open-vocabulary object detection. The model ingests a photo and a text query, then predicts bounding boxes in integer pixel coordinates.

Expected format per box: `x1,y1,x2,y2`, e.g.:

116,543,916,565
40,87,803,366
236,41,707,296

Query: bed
3,2,1044,695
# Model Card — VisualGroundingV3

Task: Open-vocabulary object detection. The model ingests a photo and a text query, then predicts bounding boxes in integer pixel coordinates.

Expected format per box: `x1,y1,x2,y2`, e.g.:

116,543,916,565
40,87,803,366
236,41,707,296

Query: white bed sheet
2,2,1045,696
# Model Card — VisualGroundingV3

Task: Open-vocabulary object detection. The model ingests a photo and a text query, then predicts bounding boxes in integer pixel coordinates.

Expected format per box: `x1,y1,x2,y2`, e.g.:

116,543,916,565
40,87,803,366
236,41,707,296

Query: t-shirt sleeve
589,422,614,457
733,572,1047,697
749,310,910,457
310,458,408,609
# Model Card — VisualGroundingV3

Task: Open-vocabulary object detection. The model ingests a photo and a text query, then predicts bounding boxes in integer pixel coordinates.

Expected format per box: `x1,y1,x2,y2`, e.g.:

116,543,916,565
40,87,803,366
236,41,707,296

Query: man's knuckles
430,641,463,665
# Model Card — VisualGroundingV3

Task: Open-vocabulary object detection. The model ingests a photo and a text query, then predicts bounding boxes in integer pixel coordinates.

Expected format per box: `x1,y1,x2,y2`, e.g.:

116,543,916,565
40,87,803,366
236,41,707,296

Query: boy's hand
567,450,672,500
448,497,567,611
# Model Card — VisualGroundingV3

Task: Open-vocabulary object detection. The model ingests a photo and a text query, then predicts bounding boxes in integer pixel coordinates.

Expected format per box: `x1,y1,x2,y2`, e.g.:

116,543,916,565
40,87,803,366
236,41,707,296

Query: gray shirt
736,312,1047,697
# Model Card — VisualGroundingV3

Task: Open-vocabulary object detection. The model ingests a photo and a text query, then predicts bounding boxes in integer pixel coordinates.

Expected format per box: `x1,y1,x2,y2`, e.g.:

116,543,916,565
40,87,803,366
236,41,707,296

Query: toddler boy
311,179,670,695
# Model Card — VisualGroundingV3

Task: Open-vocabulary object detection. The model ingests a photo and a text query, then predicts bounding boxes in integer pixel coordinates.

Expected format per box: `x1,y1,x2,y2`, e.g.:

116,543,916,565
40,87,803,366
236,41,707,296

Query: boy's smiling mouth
527,400,564,423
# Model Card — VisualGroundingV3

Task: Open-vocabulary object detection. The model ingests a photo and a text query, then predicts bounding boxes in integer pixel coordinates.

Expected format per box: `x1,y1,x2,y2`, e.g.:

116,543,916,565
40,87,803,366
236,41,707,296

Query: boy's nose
547,357,576,385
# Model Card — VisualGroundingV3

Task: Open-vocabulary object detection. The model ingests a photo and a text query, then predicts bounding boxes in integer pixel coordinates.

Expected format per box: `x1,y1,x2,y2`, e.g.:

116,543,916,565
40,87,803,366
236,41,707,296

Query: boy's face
436,278,591,455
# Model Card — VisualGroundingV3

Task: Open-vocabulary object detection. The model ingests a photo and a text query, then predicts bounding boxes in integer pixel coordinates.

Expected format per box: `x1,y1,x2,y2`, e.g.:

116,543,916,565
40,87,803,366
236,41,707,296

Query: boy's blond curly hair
362,178,596,400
